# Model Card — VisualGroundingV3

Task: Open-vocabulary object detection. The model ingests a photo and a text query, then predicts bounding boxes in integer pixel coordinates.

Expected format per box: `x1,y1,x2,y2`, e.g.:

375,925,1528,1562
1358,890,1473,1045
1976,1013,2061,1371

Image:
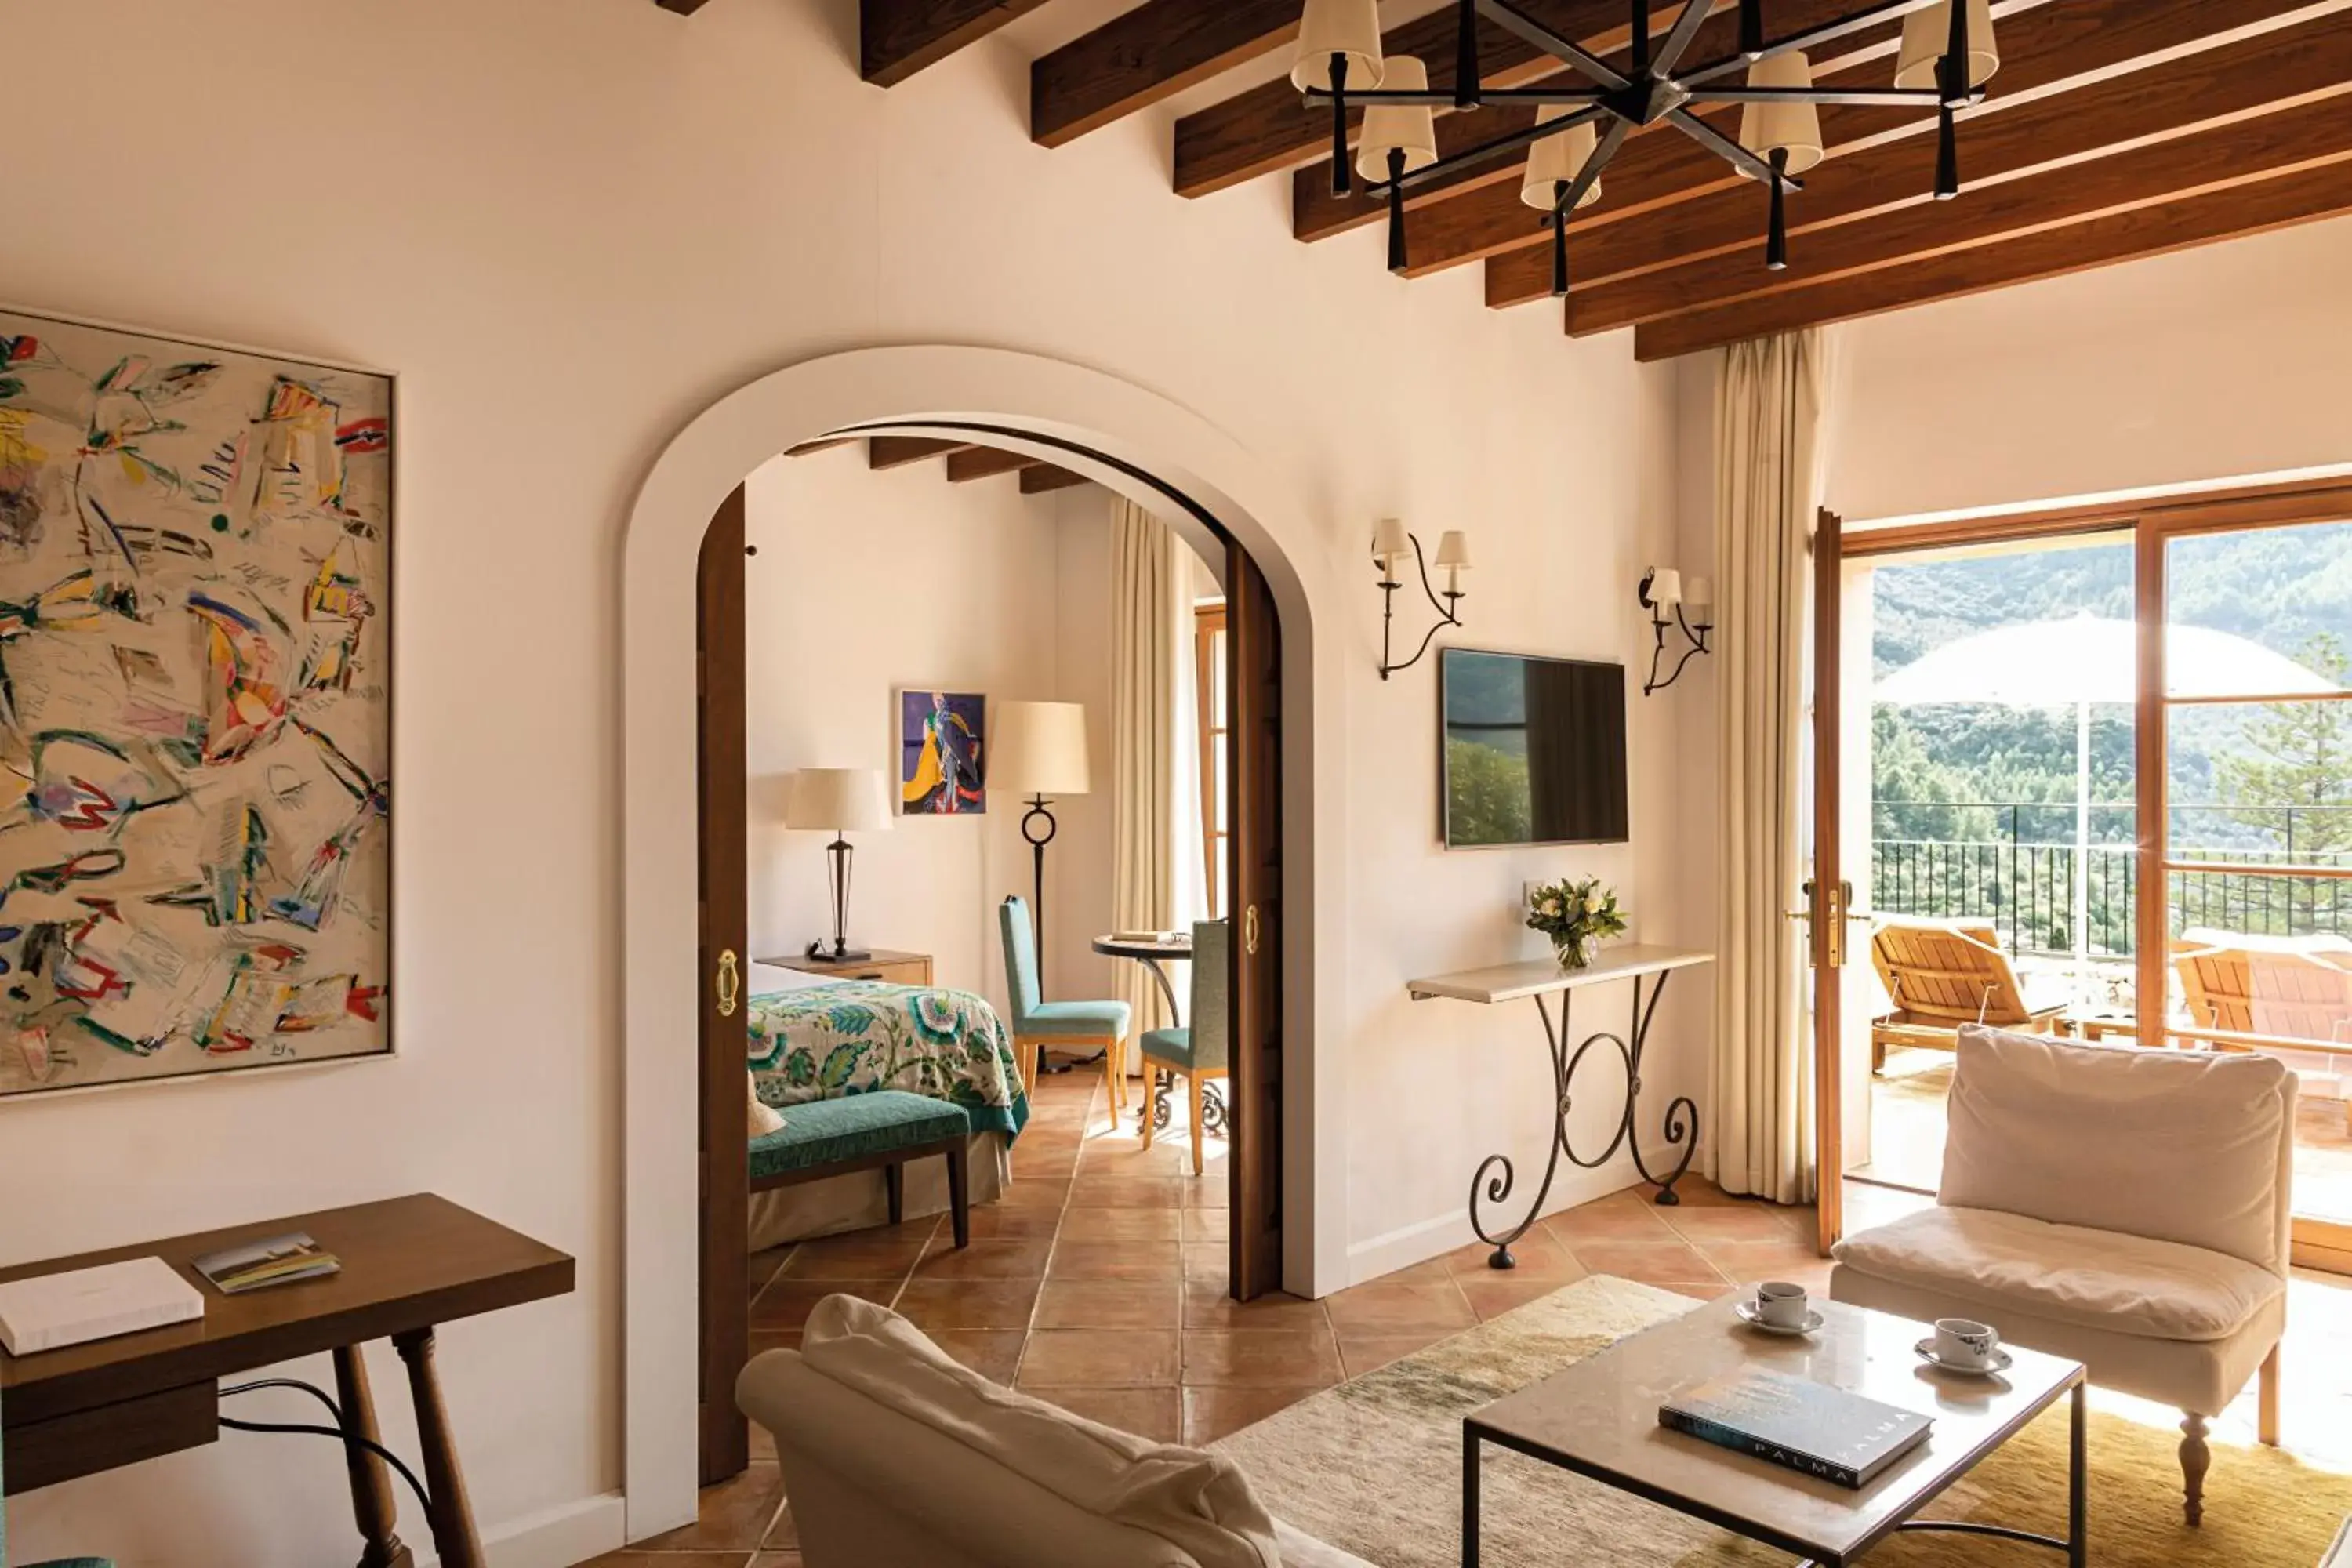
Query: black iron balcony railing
1871,801,2352,958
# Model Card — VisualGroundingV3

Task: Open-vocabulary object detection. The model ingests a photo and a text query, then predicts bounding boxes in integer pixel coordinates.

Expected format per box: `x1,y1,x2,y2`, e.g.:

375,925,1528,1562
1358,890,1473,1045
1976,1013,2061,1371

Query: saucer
1733,1300,1825,1337
1915,1338,2013,1377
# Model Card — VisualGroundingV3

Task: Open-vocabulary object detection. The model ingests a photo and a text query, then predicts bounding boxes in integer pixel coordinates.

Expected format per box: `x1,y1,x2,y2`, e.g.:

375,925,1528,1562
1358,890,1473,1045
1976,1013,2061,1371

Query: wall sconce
1372,517,1471,679
1639,567,1712,695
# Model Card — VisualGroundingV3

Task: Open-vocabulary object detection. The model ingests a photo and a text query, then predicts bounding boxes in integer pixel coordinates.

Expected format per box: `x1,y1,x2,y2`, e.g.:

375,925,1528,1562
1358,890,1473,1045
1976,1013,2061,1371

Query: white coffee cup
1934,1317,2000,1369
1755,1280,1809,1329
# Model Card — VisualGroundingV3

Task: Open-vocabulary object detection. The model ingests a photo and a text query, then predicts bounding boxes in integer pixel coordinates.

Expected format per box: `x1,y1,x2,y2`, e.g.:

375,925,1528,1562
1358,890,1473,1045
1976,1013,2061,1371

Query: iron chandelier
1291,0,2001,303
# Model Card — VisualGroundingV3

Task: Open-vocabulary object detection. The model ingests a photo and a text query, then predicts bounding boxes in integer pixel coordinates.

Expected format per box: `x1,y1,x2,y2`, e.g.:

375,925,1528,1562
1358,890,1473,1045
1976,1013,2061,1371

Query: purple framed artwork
898,690,985,815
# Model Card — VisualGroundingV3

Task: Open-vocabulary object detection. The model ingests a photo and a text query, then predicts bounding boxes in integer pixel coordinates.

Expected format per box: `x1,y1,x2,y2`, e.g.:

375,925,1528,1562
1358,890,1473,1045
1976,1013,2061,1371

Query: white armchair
1830,1024,2292,1527
739,1294,1376,1568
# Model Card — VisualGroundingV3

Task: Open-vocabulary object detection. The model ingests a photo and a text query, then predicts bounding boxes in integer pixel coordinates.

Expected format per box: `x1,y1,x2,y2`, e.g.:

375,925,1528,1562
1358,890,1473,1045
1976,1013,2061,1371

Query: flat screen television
1439,648,1629,848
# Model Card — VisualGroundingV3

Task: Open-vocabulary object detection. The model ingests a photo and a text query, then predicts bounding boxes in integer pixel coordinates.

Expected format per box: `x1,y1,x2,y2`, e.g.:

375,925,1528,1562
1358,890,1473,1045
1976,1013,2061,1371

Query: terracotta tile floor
586,1073,2352,1564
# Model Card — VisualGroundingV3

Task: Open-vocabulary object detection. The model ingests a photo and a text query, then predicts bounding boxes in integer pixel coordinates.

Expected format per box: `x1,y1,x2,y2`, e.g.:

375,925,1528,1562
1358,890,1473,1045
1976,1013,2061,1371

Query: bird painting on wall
899,689,986,815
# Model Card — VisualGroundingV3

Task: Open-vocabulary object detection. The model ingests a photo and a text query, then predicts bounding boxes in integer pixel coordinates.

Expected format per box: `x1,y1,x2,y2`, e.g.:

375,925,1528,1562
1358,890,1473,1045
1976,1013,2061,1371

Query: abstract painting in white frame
0,307,392,1098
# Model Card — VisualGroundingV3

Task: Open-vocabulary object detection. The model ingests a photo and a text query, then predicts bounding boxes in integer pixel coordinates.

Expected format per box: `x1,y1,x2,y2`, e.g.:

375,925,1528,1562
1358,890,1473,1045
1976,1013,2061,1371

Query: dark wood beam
1289,0,1900,241
1631,154,2352,361
1174,0,1675,198
1562,19,2352,335
1020,464,1092,494
1477,0,2317,302
868,436,971,470
946,446,1041,482
1034,2,1301,150
654,0,714,13
862,0,1051,88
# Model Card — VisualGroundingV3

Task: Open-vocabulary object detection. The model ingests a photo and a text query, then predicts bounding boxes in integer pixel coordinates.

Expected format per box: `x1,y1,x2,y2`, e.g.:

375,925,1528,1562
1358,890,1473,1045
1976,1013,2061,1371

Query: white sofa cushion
2322,1515,2352,1568
1832,1205,2284,1341
797,1294,1279,1568
1942,1025,2293,1271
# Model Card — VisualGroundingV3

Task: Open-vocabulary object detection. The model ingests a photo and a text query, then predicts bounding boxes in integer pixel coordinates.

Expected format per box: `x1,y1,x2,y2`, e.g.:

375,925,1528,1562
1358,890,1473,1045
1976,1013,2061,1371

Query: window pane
2164,519,2352,698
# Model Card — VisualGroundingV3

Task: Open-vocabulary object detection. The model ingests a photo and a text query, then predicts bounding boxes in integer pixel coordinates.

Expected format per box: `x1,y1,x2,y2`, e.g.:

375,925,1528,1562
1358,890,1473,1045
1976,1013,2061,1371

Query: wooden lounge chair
1867,918,2072,1073
2174,929,2352,1131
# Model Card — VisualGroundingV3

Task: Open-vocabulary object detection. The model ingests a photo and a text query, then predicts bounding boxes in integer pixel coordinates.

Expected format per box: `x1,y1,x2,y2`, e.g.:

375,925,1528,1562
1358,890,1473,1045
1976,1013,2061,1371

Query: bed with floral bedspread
747,980,1029,1141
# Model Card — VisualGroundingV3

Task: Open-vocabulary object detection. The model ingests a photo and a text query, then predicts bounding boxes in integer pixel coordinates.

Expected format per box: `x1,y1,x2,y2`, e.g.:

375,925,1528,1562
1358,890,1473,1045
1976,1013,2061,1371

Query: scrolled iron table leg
1465,971,1701,1268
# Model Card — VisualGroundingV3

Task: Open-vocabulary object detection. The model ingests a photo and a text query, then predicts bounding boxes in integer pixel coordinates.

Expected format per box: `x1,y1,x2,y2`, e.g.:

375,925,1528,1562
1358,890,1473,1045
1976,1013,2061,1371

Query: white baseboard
1343,1162,1651,1288
416,1491,626,1568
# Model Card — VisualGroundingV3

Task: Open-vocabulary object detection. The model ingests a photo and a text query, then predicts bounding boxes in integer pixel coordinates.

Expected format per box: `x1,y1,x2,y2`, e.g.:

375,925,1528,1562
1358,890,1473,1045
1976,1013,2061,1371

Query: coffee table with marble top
1461,1294,2086,1567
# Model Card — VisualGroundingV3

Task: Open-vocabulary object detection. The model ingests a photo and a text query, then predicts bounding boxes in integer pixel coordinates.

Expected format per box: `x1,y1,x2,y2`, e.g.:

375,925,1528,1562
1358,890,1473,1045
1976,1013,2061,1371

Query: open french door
1808,508,1849,1256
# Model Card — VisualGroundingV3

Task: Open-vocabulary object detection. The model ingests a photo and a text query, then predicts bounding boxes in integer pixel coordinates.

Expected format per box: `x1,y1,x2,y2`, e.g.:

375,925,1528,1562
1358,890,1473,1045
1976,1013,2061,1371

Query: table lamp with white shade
783,767,893,964
993,701,1091,988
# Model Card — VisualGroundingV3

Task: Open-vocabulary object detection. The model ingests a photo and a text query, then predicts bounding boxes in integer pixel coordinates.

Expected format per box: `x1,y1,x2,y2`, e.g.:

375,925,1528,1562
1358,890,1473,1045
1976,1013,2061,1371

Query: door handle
715,948,740,1018
1243,906,1261,956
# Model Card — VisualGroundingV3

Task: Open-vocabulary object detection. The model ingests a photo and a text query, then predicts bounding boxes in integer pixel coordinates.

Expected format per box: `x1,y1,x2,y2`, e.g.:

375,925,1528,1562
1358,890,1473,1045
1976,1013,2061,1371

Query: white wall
742,448,1078,1006
0,2,1686,1562
1828,215,2352,523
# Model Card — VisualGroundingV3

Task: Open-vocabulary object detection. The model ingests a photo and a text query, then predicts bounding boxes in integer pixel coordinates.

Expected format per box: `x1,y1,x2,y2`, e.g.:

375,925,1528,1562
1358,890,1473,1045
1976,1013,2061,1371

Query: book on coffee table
1660,1369,1933,1489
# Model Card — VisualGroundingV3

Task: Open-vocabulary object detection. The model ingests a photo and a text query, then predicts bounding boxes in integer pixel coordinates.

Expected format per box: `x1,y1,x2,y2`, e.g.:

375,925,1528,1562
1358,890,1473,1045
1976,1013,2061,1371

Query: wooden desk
757,947,932,986
0,1194,573,1568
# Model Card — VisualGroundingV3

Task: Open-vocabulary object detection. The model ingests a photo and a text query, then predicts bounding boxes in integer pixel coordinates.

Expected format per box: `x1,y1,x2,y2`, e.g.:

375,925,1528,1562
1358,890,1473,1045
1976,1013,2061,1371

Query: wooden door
1226,546,1283,1300
697,486,750,1484
1809,507,1848,1257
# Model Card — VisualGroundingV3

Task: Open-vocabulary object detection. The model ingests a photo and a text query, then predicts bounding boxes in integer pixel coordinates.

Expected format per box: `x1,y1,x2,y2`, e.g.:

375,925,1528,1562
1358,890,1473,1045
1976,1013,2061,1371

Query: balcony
1871,801,2352,960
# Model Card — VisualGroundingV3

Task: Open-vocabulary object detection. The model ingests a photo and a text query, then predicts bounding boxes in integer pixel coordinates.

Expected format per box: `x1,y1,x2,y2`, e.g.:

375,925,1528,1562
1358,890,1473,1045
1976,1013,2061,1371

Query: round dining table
1090,931,1193,1025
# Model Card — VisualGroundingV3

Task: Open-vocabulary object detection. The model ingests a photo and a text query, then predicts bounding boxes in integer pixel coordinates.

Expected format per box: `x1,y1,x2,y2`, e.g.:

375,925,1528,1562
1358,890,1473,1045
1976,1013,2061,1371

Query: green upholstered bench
750,1091,973,1248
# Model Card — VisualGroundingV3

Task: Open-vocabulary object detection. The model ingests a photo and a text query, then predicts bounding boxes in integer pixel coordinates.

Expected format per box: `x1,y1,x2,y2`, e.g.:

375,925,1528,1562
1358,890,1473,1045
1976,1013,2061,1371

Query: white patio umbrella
1874,612,2340,964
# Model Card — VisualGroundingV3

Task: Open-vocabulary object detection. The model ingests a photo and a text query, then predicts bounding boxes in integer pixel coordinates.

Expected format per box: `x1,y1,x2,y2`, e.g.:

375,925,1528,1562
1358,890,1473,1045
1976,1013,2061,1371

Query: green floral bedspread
747,982,1029,1140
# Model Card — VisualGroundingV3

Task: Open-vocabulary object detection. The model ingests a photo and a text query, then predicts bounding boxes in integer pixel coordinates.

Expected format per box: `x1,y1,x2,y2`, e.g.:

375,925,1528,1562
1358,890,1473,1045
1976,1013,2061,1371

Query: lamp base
803,940,873,965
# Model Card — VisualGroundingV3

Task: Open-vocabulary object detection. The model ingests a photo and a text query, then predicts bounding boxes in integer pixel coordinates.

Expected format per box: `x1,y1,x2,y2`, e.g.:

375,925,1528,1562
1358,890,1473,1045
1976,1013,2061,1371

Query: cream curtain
1111,498,1181,1046
1708,329,1831,1205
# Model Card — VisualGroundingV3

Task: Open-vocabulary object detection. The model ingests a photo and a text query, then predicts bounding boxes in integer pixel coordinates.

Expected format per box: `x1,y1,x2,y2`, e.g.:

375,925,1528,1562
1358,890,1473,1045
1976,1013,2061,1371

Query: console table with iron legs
1408,946,1715,1270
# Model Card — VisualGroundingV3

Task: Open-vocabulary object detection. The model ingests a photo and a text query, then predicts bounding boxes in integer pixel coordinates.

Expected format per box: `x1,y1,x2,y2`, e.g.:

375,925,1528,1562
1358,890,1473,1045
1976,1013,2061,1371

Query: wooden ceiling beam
1582,82,2352,339
862,0,1052,88
653,0,714,14
1174,0,1682,199
868,436,971,469
1483,0,2325,306
1631,154,2352,361
1289,0,1896,241
1020,464,1092,494
946,446,1042,482
1562,19,2352,335
1034,1,1302,150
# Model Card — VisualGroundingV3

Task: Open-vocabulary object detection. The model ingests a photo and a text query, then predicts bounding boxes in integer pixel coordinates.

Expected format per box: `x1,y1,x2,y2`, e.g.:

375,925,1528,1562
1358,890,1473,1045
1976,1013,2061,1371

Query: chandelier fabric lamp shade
1290,0,1383,93
1520,110,1603,212
1896,0,1999,90
1738,51,1826,178
1371,517,1412,581
1358,56,1439,270
783,767,893,964
993,701,1092,989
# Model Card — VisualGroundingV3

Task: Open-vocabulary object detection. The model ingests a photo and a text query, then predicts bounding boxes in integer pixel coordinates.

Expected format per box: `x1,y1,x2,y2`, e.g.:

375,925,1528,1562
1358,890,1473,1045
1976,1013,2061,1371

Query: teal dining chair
1140,918,1229,1176
1,1382,114,1568
999,895,1132,1121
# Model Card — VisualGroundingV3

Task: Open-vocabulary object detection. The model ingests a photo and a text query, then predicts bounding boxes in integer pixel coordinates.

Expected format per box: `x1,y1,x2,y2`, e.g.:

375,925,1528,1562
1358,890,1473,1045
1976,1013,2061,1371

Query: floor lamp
783,767,893,964
993,702,1091,1073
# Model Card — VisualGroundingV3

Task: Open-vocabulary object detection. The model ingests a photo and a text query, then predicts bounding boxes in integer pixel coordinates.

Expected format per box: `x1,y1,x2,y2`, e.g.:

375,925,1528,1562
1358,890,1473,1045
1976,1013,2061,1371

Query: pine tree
2216,633,2352,858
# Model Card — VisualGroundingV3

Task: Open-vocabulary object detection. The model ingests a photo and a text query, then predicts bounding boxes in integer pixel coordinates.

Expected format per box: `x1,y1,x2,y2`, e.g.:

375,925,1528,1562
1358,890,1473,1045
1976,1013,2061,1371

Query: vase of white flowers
1525,876,1627,971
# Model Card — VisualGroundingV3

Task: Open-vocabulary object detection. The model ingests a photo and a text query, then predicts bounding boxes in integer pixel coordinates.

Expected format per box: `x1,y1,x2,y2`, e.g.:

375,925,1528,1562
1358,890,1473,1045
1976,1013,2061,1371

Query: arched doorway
619,346,1347,1540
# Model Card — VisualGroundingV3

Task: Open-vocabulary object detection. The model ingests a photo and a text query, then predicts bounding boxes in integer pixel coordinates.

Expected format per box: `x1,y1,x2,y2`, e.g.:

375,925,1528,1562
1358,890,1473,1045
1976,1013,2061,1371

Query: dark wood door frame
693,430,1297,1481
695,487,750,1485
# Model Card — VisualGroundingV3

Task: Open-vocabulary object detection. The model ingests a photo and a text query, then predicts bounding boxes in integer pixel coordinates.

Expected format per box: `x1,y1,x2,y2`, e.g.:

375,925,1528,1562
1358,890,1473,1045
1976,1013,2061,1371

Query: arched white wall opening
620,346,1349,1538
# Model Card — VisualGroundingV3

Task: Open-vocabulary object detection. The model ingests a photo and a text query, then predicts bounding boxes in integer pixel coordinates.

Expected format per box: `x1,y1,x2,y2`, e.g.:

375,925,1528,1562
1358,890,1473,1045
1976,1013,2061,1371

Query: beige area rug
1213,1276,2352,1566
